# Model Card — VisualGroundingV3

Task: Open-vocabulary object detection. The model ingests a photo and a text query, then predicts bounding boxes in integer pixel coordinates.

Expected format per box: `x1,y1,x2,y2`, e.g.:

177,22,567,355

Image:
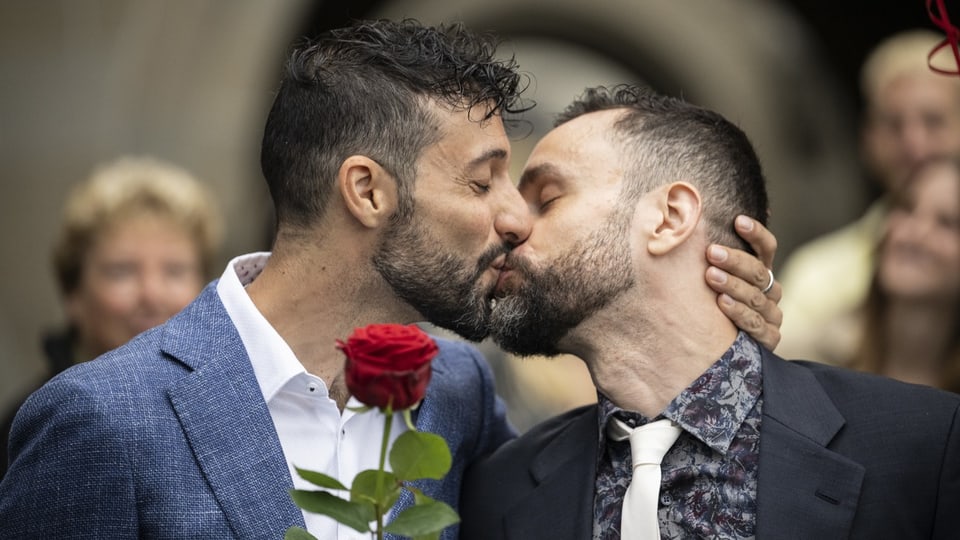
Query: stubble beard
373,214,510,341
489,205,636,356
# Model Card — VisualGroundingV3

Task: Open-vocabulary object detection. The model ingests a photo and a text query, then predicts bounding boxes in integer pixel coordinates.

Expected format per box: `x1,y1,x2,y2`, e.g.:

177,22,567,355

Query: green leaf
390,431,452,481
411,488,430,504
384,496,460,537
293,467,348,491
289,489,374,533
284,526,320,540
351,469,401,509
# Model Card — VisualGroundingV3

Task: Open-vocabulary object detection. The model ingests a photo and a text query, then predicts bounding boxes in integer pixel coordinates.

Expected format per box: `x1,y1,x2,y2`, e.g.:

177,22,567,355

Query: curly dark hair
556,84,769,253
260,19,530,232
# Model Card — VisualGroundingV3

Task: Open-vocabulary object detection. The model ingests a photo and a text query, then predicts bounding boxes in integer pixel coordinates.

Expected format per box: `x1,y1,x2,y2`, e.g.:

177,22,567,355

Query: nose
495,185,533,245
138,269,169,312
900,120,933,164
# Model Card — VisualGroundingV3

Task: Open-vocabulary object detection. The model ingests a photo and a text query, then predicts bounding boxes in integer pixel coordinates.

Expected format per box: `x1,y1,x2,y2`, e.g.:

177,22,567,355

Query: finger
717,293,782,351
707,266,783,322
734,215,777,269
706,245,780,299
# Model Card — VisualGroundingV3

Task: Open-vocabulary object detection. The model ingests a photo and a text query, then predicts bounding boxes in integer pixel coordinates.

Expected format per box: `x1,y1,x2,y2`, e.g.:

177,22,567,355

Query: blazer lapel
163,287,305,537
756,351,864,538
389,357,451,527
502,406,597,540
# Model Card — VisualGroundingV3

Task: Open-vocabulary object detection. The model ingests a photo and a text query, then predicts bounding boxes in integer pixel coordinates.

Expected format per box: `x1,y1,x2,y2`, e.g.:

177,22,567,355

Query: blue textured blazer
0,283,514,539
460,348,960,539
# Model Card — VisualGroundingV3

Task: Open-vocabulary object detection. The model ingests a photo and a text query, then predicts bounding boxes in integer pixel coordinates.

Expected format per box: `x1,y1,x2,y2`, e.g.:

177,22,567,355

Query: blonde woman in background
1,156,222,476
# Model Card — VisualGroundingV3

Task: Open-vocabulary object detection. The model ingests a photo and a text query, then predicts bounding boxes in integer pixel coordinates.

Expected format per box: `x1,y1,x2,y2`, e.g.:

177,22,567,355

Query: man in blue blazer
461,85,960,539
3,19,533,540
0,283,510,539
0,22,782,539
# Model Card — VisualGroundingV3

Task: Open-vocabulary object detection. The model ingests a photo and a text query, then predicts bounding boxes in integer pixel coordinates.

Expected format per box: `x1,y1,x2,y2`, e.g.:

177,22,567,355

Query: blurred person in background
0,155,222,476
778,29,960,361
813,156,960,392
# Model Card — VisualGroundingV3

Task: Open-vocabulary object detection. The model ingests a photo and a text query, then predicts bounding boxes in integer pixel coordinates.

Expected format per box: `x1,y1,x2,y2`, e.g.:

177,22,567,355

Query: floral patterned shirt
592,331,763,539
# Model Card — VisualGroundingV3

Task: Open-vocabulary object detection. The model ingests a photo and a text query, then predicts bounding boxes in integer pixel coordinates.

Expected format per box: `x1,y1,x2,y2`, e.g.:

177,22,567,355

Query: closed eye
540,196,559,211
470,181,491,194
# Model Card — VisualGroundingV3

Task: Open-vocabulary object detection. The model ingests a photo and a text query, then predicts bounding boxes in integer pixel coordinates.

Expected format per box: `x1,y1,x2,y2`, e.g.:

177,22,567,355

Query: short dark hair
556,85,769,252
260,19,529,232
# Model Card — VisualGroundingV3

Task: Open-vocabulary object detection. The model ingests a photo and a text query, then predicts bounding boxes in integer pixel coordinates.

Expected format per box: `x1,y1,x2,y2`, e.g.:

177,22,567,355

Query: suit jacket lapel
502,406,597,540
390,357,451,526
408,352,448,434
163,286,305,537
757,350,864,538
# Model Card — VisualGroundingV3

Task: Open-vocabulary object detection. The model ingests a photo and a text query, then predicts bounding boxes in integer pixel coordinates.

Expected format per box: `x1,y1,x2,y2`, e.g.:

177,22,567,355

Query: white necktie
608,417,682,540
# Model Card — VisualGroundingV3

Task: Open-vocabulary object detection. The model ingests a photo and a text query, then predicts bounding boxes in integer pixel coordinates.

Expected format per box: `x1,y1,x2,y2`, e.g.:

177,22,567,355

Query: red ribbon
927,0,960,75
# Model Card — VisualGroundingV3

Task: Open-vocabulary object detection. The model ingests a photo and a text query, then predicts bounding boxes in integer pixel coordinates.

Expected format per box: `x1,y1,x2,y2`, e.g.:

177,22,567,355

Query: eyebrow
519,163,563,187
466,148,508,170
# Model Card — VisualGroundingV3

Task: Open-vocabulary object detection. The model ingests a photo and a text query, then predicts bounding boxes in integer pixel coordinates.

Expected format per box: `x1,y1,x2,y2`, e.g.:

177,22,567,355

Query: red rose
338,323,439,410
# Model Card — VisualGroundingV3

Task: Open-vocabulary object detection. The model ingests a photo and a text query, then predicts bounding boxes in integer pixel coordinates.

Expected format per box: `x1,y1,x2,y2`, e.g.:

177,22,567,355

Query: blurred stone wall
0,0,311,412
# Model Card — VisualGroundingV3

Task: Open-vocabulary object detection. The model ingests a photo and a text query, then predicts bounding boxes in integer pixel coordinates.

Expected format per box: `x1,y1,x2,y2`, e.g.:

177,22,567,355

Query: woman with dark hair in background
849,155,960,393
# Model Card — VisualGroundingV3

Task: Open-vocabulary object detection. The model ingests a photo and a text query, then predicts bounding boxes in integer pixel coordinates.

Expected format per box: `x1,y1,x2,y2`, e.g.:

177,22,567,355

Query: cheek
939,236,960,269
166,275,205,309
84,281,139,318
67,284,135,345
437,206,492,246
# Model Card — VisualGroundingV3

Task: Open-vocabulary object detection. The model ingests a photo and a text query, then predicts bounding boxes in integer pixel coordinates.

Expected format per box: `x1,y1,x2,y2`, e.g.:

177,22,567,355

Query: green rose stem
286,324,457,540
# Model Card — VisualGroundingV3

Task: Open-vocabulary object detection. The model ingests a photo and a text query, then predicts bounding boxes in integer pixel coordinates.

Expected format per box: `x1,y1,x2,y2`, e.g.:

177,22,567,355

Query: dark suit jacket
0,283,514,539
460,349,960,539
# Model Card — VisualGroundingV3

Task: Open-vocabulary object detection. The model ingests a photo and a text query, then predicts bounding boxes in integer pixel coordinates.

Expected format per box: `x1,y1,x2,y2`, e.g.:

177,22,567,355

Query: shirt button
307,382,318,393
660,493,673,506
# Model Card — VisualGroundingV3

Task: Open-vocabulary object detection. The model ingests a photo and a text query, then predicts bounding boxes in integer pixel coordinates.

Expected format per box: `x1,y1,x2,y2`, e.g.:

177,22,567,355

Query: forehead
519,109,625,189
873,73,960,113
428,103,511,158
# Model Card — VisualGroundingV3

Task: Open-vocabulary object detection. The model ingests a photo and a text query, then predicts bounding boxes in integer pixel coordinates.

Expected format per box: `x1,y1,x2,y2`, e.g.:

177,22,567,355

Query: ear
647,182,702,256
338,155,399,229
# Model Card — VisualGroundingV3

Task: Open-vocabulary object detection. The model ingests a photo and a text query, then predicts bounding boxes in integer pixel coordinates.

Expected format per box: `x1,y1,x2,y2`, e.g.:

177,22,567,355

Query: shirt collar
597,331,763,456
216,252,306,404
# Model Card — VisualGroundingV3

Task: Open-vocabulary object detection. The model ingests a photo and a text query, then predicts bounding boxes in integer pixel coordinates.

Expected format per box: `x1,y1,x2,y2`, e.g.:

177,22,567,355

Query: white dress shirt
217,252,407,539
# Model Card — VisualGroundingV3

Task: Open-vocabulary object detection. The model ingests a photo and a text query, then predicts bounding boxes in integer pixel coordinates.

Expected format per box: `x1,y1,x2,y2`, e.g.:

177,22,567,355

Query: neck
245,240,417,409
881,297,958,387
566,280,738,418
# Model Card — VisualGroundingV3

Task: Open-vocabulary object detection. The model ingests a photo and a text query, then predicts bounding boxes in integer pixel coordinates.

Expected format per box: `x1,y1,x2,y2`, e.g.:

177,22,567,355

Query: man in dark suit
461,85,960,539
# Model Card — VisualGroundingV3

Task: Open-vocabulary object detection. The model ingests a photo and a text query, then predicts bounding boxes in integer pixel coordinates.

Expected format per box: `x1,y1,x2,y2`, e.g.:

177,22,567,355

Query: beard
489,205,636,356
373,214,510,341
